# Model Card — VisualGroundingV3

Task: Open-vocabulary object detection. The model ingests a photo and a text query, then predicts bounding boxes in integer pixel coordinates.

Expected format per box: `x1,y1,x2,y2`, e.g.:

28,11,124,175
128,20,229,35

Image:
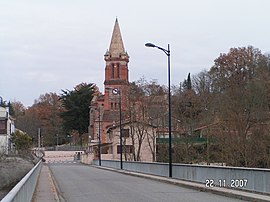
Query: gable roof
106,120,157,132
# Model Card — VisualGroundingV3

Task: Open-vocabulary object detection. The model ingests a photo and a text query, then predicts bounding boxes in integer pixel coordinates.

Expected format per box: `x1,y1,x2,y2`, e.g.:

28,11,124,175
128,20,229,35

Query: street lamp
98,106,101,166
90,105,102,166
112,88,123,169
56,134,59,146
145,42,172,178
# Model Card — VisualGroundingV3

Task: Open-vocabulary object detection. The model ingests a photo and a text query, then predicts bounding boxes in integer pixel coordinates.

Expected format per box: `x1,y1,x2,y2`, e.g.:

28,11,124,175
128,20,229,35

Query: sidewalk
92,165,270,202
32,164,59,202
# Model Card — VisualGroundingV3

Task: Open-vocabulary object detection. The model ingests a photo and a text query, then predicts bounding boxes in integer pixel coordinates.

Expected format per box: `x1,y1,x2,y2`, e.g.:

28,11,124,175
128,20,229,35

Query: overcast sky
1,0,270,107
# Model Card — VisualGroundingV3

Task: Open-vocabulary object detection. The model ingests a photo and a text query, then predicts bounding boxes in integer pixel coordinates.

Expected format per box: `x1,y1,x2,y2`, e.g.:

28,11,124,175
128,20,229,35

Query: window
156,145,159,154
117,145,134,154
111,64,115,78
0,120,6,129
0,120,6,134
122,129,130,138
117,63,120,78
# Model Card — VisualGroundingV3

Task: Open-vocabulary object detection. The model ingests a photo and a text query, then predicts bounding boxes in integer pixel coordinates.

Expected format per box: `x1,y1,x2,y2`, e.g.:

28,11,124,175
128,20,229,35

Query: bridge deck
33,150,270,202
33,162,270,202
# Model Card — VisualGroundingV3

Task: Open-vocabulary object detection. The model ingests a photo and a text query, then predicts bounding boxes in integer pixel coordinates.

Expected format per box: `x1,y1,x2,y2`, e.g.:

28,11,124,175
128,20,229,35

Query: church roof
103,110,119,122
108,18,125,58
102,110,129,123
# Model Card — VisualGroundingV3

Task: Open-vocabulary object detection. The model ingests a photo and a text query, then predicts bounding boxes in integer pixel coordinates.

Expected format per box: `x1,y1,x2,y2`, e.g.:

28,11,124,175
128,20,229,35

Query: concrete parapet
93,160,270,195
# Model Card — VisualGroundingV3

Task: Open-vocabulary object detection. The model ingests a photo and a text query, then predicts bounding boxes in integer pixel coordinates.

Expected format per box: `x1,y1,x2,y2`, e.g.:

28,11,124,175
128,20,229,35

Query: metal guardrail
45,145,86,151
1,160,42,202
93,160,270,195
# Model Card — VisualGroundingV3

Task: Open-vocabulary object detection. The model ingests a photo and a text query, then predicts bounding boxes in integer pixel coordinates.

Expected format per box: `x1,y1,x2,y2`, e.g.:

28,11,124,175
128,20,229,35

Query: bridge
1,151,270,202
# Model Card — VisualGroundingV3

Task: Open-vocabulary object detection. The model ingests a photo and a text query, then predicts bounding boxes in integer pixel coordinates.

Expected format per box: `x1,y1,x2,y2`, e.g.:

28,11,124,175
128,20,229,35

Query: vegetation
126,46,270,168
127,79,166,161
15,93,63,146
11,130,32,153
60,83,97,146
13,83,97,147
168,46,270,167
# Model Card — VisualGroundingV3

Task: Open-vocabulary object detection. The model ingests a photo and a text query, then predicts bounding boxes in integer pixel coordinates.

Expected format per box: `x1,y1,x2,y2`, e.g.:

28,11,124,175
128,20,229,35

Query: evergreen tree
60,83,97,146
8,101,15,116
182,73,192,91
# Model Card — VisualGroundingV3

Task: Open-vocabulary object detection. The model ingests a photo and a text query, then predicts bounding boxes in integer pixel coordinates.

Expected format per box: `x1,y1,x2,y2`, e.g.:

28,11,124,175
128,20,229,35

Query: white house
105,121,157,162
0,106,15,154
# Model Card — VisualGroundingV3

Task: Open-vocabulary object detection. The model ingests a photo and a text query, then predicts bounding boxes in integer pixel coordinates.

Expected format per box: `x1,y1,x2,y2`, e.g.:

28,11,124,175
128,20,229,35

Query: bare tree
209,46,270,167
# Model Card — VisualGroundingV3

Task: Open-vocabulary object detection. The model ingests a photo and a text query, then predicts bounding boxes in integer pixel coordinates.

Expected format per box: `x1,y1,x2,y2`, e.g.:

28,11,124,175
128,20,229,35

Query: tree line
168,46,270,167
9,83,97,148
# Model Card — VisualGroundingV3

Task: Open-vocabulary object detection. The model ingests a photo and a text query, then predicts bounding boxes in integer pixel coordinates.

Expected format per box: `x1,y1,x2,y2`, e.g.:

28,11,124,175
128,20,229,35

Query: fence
93,160,270,194
1,160,42,202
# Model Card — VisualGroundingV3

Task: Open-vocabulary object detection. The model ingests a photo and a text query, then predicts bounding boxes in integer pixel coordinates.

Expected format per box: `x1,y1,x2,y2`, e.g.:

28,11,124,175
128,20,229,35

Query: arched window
117,63,120,78
111,63,115,78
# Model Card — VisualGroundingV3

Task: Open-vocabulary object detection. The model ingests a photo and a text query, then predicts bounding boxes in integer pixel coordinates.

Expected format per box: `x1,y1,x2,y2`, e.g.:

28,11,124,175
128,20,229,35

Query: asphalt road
49,163,244,202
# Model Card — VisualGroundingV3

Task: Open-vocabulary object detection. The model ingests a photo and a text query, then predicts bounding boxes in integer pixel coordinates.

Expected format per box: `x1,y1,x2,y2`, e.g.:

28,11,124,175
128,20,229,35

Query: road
49,162,243,202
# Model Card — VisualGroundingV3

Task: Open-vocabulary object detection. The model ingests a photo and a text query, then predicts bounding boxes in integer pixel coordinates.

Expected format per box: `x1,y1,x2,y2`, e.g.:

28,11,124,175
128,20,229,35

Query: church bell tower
103,18,129,111
89,18,130,144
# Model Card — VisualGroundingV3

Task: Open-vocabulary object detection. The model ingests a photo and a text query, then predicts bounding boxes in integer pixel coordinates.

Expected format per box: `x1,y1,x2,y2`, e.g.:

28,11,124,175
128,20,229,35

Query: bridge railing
1,160,42,202
93,160,270,195
45,145,86,151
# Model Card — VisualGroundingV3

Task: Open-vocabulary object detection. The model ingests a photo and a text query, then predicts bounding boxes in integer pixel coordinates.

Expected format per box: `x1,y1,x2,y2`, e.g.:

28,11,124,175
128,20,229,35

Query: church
88,19,156,162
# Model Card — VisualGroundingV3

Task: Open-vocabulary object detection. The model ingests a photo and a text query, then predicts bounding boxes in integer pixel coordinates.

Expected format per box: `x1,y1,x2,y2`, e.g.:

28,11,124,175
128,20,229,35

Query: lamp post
112,88,123,169
145,42,172,178
90,105,102,165
97,106,102,166
56,133,59,147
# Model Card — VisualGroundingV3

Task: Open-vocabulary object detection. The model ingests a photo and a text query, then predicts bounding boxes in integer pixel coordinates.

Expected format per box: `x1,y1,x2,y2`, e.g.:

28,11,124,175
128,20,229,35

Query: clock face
112,88,119,95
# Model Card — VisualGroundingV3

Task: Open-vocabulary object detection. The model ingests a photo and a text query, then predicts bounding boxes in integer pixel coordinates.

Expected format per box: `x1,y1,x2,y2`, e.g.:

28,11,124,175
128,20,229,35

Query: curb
46,164,64,202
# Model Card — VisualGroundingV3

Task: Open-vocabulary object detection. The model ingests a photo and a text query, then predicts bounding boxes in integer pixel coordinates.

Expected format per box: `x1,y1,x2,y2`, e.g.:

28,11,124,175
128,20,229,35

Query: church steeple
103,19,129,111
108,18,125,58
104,19,129,85
104,18,129,61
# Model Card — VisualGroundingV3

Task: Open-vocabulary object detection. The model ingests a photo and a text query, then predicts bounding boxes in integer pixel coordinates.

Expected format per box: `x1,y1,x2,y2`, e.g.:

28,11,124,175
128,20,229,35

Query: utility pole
38,128,41,149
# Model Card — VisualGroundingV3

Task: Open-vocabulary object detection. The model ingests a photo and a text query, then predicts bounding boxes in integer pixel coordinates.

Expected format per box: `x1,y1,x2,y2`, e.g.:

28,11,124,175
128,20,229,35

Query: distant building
0,106,15,154
88,19,156,162
106,121,157,162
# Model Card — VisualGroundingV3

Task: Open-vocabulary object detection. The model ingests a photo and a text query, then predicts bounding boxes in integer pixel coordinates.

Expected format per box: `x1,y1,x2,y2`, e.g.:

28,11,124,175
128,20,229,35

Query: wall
93,160,270,194
0,136,8,154
81,153,114,164
81,153,94,164
44,151,80,162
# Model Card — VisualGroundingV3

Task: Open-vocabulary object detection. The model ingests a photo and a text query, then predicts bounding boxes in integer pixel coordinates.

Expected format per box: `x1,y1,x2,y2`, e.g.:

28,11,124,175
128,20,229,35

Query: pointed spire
108,18,125,58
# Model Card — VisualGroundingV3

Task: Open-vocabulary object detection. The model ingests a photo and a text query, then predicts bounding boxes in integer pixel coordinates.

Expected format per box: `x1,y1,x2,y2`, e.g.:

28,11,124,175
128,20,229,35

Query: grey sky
0,0,270,107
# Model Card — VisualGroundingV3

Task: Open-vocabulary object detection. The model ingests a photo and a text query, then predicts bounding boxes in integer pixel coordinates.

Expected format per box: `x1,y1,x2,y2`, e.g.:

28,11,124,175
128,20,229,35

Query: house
0,106,15,154
106,121,157,162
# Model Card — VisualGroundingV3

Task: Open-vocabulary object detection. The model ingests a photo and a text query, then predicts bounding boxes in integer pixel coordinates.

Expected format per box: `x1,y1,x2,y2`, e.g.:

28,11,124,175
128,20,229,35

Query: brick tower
103,18,129,111
89,19,129,147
